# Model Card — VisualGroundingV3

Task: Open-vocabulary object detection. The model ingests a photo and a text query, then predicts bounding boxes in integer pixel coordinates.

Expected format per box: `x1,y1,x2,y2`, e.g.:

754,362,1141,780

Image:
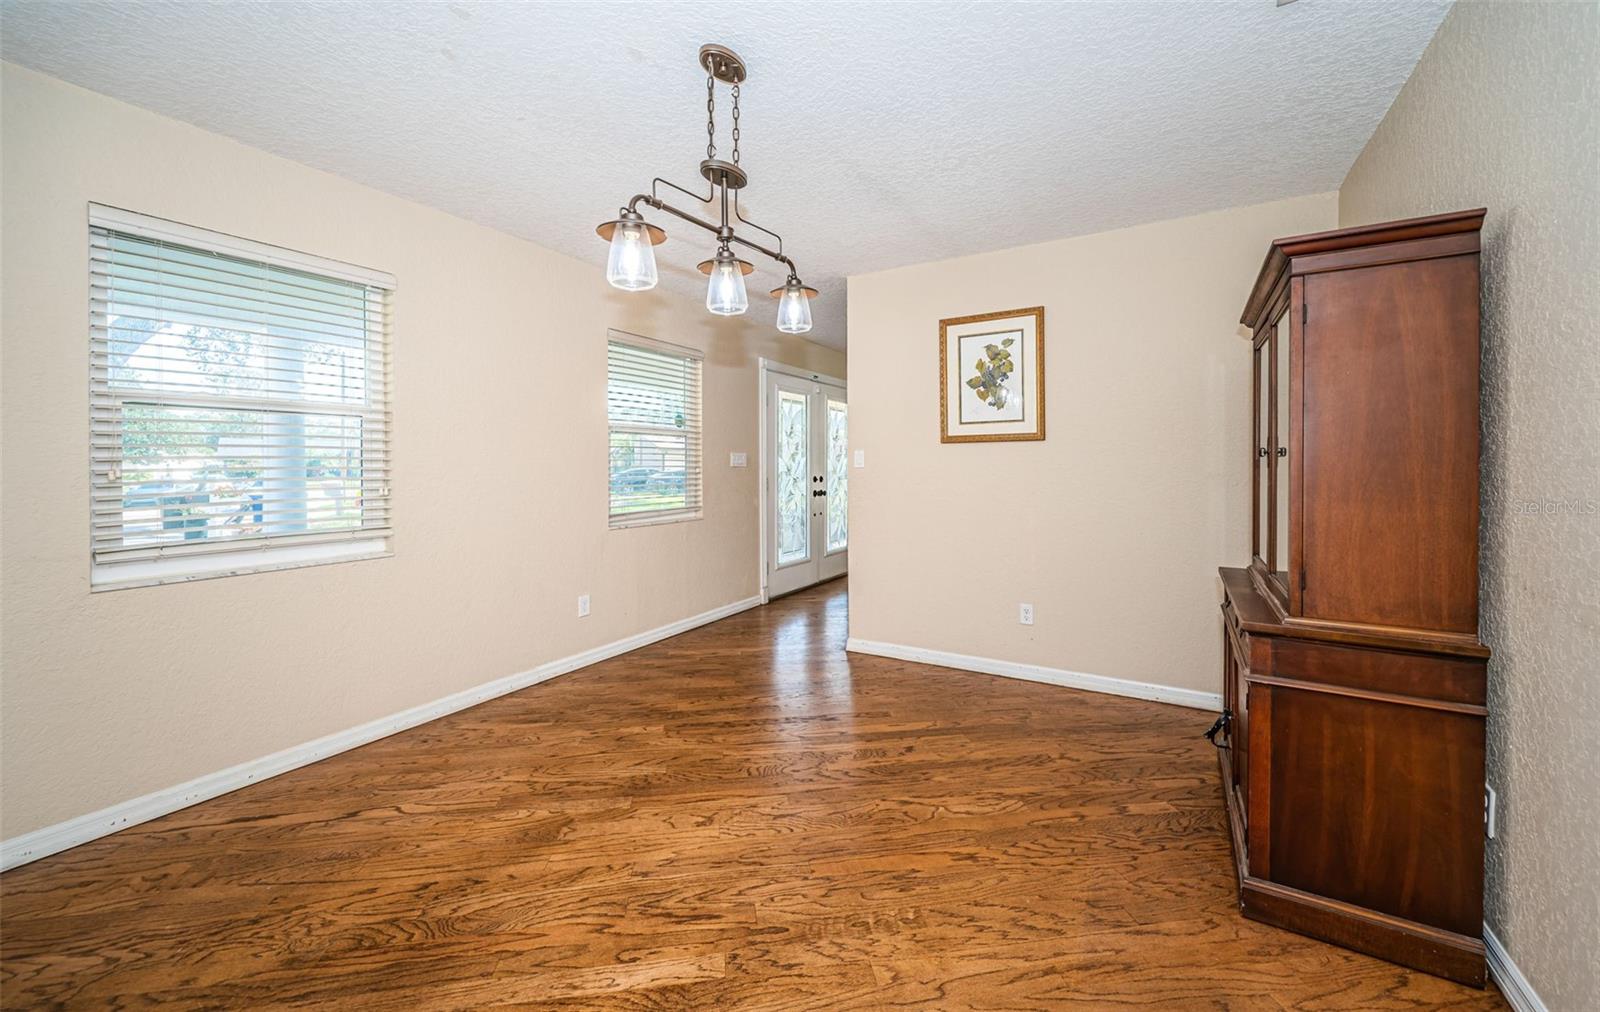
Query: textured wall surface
0,1,1450,347
846,192,1336,696
1340,3,1599,1007
0,64,843,840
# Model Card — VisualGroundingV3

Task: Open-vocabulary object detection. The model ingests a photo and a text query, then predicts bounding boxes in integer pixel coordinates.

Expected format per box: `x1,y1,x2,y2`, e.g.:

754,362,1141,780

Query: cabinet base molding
1242,877,1487,988
1217,747,1487,987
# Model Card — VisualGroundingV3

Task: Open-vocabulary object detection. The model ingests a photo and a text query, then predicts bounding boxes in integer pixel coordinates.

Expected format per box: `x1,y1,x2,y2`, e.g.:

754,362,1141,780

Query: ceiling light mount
596,42,815,333
700,158,748,191
698,43,747,85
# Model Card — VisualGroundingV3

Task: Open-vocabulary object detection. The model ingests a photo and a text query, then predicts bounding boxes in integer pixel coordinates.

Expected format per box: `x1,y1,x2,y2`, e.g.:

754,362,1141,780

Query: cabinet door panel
1266,685,1484,935
1221,612,1237,754
1301,257,1480,632
1255,345,1270,565
1274,308,1291,585
1230,635,1249,807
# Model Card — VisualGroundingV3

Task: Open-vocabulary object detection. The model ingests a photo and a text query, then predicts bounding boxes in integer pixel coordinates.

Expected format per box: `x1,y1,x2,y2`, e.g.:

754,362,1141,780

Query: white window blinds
606,332,703,526
89,205,393,587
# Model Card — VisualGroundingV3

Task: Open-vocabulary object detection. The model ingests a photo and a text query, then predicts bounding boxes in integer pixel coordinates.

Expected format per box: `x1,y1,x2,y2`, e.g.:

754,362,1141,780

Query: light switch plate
577,594,590,618
853,449,865,468
730,452,747,467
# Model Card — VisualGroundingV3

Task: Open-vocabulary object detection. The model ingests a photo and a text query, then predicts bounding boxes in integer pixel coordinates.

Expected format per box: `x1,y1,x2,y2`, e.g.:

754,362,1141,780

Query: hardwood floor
1,580,1506,1009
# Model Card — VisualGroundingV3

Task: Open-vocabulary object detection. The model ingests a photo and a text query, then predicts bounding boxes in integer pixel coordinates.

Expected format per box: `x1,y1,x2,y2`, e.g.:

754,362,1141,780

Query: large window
89,205,393,589
606,332,703,527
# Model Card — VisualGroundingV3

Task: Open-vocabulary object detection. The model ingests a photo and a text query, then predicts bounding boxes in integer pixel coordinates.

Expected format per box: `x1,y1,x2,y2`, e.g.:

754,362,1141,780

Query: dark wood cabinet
1217,210,1491,986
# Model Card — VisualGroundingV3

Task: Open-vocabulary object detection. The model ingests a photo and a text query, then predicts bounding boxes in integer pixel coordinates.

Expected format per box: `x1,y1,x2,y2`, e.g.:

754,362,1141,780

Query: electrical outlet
1019,603,1034,626
729,452,747,467
577,594,590,618
1485,784,1497,838
853,449,865,468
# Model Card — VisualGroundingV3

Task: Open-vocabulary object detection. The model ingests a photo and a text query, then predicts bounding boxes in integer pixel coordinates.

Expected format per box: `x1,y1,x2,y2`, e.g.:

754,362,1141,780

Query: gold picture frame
939,306,1045,443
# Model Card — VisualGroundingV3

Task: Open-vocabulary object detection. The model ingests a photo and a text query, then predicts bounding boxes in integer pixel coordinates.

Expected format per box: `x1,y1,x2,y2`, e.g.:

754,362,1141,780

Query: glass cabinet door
1256,343,1270,564
1274,308,1292,587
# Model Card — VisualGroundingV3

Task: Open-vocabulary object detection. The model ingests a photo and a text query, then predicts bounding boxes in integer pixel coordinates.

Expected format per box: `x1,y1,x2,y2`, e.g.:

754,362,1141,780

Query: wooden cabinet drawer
1270,637,1486,707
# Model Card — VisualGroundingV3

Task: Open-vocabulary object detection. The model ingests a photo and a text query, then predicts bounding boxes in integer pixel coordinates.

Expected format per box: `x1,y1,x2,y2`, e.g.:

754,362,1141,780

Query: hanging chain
730,83,741,165
705,73,716,160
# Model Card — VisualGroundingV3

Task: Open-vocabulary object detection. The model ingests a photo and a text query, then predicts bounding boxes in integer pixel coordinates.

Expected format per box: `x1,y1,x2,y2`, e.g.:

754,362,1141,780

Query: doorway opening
759,359,846,601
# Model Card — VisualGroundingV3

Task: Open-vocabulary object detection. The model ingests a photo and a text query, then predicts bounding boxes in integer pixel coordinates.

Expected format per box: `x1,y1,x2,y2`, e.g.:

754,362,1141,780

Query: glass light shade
776,284,813,334
706,258,749,315
605,222,657,291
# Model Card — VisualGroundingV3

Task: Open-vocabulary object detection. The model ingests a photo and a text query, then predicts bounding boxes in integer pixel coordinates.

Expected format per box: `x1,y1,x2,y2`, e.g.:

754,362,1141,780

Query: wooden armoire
1215,209,1490,986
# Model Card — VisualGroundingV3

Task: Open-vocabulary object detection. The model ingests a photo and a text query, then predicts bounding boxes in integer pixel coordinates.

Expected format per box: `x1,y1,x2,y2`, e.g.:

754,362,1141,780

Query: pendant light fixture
596,44,816,334
700,245,752,315
772,275,818,334
597,209,664,291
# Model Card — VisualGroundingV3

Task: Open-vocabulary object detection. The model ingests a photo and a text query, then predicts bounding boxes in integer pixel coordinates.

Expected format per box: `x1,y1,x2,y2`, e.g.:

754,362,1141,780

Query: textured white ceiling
0,0,1448,348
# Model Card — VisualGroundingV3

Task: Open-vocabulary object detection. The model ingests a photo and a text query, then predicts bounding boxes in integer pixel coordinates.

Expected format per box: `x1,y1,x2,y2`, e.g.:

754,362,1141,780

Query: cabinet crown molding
1240,208,1487,328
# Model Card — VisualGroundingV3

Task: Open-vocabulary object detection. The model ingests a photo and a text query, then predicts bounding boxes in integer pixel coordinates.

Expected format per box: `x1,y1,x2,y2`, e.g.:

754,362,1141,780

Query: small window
89,205,394,589
607,331,703,527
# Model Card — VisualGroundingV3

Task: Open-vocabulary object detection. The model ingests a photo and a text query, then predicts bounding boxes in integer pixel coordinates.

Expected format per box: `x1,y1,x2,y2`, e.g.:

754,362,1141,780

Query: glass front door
775,387,810,568
766,370,847,598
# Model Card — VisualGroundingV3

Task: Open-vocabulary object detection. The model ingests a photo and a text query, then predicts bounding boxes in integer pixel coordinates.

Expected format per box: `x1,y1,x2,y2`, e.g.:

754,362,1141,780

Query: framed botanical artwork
939,306,1045,443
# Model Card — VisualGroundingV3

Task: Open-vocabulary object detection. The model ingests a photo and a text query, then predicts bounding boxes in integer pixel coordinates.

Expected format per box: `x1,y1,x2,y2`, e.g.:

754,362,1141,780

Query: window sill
90,538,390,591
608,511,703,531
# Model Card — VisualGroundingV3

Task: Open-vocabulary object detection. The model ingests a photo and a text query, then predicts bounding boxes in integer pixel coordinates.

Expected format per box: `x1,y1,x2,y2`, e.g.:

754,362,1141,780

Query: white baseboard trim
1485,924,1546,1012
0,595,763,873
845,637,1222,712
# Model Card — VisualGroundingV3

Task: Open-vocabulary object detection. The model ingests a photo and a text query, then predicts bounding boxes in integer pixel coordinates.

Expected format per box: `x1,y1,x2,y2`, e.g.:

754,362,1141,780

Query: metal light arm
730,230,796,276
734,191,785,258
625,189,800,277
650,176,713,207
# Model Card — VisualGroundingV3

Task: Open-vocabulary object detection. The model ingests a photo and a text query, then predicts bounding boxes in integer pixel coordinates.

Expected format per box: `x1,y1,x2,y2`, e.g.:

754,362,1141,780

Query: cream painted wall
845,192,1336,696
0,63,843,840
1339,3,1599,1006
